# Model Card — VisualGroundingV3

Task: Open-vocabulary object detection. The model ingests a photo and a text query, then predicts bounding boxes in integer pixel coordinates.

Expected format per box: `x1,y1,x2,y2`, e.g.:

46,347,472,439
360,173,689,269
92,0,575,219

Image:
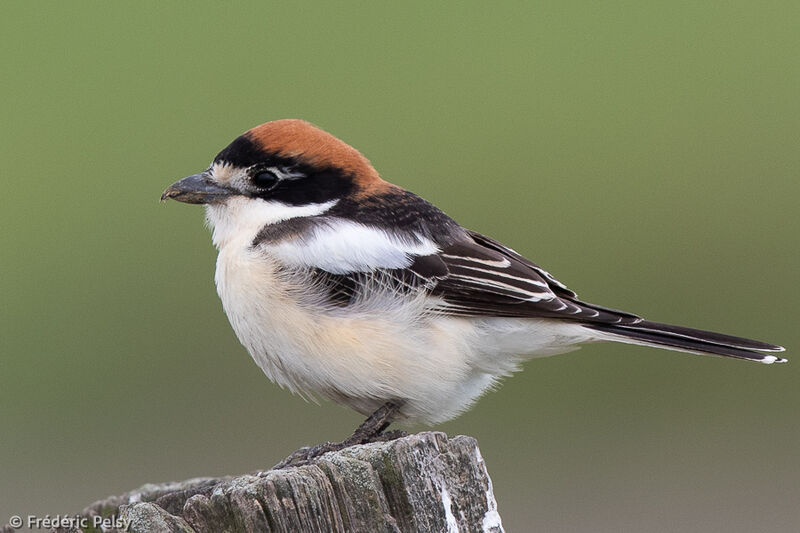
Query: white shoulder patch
263,218,440,274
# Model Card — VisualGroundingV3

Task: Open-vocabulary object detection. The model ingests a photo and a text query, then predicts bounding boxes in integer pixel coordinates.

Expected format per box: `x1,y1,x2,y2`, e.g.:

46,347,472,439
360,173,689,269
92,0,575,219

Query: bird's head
162,119,394,246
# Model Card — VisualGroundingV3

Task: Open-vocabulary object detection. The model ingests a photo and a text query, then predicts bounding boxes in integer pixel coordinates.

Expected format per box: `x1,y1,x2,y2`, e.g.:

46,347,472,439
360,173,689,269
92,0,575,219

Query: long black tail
586,320,786,364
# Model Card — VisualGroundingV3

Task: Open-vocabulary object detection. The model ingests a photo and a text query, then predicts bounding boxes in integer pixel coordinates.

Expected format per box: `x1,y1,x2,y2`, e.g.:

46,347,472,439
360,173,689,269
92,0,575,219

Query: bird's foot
272,441,342,469
369,429,409,442
272,401,406,469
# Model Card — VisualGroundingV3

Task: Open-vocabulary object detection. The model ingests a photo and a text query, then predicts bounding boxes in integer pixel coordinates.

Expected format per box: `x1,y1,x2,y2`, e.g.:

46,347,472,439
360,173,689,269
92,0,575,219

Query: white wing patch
262,218,440,274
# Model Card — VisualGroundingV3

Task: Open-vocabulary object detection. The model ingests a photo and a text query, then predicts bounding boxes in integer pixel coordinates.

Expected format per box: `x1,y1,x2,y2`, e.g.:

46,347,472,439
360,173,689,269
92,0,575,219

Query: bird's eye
251,170,280,190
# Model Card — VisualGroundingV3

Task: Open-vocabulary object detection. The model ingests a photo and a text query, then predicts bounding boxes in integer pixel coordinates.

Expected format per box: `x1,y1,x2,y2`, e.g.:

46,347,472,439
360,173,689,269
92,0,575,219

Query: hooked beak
161,172,235,204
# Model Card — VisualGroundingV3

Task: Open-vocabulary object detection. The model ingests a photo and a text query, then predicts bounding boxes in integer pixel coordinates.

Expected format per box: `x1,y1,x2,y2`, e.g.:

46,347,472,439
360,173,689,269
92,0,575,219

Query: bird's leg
340,400,406,445
273,401,407,469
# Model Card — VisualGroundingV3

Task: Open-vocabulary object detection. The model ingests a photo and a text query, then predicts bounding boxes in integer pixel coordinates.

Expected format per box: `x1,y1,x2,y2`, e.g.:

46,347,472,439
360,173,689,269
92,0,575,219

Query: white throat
205,197,338,249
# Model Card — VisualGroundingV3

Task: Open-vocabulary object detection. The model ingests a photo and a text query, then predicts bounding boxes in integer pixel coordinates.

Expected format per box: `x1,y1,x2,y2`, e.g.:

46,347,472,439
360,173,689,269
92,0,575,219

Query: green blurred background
1,2,798,531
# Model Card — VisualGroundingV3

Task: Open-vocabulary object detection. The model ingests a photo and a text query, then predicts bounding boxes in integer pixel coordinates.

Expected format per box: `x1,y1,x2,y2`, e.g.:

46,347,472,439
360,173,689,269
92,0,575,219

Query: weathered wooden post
39,432,504,533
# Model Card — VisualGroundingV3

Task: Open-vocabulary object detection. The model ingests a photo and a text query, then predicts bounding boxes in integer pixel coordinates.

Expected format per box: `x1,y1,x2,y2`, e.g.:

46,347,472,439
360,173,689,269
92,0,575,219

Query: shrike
163,119,785,464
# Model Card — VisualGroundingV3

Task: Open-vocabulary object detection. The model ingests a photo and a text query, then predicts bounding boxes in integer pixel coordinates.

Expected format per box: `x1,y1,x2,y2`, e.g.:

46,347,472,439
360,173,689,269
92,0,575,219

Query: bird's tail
585,320,786,364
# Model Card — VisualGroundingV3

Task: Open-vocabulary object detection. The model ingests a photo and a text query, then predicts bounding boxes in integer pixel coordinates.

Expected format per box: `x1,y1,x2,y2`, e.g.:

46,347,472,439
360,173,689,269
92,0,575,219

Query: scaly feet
273,401,407,469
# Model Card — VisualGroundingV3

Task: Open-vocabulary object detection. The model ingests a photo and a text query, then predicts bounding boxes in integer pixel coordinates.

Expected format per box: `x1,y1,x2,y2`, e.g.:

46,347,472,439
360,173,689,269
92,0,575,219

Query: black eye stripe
225,158,355,205
267,167,355,205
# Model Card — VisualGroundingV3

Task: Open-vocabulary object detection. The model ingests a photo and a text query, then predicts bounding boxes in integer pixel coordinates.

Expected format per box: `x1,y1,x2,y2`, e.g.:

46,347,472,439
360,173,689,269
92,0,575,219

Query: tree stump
36,432,504,533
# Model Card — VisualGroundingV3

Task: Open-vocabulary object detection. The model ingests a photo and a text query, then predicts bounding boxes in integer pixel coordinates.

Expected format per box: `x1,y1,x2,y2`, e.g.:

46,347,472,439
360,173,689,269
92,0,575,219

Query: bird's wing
425,231,643,324
302,227,642,326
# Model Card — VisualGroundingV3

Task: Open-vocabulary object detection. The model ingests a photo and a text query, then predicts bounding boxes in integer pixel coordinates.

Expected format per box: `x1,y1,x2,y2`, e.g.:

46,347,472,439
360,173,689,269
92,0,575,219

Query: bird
162,119,785,465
